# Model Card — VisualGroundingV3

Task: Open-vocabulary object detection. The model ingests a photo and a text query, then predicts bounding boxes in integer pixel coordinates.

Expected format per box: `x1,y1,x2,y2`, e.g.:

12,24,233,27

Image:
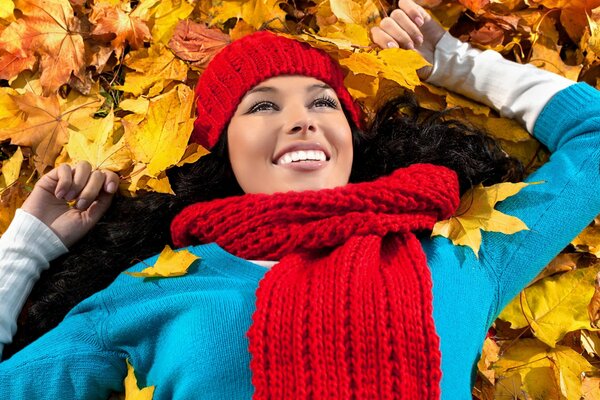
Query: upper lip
273,142,331,164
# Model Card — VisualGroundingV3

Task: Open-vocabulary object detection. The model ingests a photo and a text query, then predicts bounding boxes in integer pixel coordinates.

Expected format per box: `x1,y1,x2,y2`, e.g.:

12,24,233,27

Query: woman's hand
371,0,446,79
21,162,119,248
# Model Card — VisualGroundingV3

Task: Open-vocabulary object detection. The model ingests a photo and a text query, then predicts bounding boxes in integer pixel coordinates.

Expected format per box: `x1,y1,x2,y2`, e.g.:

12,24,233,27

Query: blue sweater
1,83,599,399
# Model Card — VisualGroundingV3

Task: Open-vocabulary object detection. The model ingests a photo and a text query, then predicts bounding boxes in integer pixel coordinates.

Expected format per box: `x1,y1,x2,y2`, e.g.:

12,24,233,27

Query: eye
312,95,339,109
248,101,279,113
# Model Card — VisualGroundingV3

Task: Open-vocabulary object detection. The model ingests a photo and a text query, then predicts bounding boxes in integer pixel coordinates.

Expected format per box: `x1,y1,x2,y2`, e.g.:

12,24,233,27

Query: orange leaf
90,2,151,58
167,20,230,70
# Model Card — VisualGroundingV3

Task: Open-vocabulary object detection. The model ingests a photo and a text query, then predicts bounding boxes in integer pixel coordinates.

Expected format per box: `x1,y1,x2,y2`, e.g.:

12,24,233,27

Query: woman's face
227,76,353,194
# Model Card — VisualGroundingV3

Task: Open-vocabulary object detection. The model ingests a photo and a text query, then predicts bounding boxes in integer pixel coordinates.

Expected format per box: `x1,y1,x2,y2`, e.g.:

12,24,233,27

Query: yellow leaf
573,223,600,257
0,89,103,173
0,147,23,190
498,265,600,347
329,0,379,25
0,182,29,235
0,0,14,20
432,181,534,256
65,111,131,172
318,22,371,47
378,48,429,90
126,245,199,278
147,0,193,44
116,44,188,97
339,51,385,78
208,0,286,30
123,359,154,400
552,346,598,399
581,330,600,358
123,84,194,177
477,337,500,384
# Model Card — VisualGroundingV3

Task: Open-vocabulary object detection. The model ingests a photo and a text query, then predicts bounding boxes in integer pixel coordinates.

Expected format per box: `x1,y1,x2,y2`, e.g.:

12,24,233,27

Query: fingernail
55,190,66,199
107,182,117,194
407,42,415,50
76,199,88,210
416,35,424,46
387,41,399,49
415,16,424,26
66,190,76,201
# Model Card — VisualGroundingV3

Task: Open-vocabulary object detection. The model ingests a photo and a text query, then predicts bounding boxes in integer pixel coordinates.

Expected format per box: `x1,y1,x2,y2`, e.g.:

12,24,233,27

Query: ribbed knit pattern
171,164,459,399
192,31,363,149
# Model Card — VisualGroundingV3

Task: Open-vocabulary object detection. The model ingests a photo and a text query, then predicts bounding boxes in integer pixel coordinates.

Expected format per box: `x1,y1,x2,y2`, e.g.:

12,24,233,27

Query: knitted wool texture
191,31,363,149
171,164,460,399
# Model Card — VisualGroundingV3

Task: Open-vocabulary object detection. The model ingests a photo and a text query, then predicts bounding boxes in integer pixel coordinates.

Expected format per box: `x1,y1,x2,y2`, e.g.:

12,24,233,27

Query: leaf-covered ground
1,0,600,398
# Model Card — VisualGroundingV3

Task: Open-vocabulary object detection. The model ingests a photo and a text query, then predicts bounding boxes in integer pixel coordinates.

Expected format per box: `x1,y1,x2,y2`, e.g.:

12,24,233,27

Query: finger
379,16,417,50
54,164,73,200
75,169,105,210
103,170,119,194
371,26,401,49
390,8,424,47
85,191,115,225
398,0,430,27
66,161,93,201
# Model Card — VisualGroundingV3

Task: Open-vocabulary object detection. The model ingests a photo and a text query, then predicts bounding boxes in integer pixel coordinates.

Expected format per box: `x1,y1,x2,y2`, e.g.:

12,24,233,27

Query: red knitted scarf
171,164,459,399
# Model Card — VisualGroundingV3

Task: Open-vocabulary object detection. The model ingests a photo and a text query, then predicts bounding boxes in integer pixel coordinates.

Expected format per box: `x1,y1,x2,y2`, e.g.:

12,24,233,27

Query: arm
0,300,127,399
0,162,119,357
372,0,600,319
0,209,67,359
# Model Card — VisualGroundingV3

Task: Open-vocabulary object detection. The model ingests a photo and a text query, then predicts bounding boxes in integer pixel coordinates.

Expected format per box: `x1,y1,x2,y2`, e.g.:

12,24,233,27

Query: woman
0,0,598,398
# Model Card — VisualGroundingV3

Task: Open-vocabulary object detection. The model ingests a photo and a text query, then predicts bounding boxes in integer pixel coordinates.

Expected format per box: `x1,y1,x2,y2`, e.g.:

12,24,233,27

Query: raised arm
0,162,118,358
372,0,600,318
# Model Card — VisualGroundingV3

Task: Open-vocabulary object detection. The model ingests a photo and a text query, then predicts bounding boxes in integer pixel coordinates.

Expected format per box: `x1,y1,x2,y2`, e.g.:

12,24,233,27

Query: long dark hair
3,94,523,358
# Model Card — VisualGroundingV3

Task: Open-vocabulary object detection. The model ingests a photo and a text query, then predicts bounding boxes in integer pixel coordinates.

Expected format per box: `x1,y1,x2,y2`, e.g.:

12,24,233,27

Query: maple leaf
329,0,379,25
0,182,29,235
0,20,37,80
5,0,88,94
431,181,534,256
116,44,189,96
0,147,24,190
89,2,151,58
126,245,200,278
0,0,14,19
64,111,131,172
0,90,103,172
208,0,287,30
167,20,230,70
122,359,154,400
498,265,600,347
122,84,194,177
140,0,194,44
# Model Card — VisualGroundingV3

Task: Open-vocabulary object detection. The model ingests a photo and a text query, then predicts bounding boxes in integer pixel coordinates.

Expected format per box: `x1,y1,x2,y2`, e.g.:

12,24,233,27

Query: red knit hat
192,31,363,149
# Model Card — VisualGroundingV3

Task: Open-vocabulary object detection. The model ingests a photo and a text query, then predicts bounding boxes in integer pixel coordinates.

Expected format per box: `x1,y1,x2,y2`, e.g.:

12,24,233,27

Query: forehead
244,75,333,96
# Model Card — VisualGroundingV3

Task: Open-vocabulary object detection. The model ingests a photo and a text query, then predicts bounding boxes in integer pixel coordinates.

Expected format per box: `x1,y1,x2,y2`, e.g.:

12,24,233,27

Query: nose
284,107,317,135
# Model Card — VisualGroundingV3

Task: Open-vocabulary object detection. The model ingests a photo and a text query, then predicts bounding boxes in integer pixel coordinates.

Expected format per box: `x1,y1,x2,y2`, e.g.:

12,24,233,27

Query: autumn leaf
167,20,230,70
208,0,287,30
589,7,600,55
498,265,600,347
0,89,103,172
0,182,29,235
431,181,535,256
89,1,151,58
126,245,200,278
329,0,379,25
122,84,194,177
6,0,87,94
116,44,189,97
0,147,23,190
145,0,193,44
122,359,154,400
64,111,131,172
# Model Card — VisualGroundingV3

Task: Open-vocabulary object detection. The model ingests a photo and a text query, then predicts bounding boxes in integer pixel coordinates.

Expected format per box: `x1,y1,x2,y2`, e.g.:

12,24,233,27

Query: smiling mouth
274,150,329,165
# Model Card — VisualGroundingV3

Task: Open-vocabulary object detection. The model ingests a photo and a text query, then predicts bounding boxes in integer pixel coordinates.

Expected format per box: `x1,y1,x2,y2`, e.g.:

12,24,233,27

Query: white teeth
277,150,327,165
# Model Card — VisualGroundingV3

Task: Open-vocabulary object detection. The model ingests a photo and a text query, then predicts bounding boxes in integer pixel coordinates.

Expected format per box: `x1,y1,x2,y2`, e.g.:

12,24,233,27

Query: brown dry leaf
498,264,600,347
459,0,490,14
0,90,103,172
123,84,194,178
589,7,600,55
89,2,151,58
126,245,199,278
573,224,600,257
478,337,500,384
581,330,600,357
432,181,534,257
530,252,580,284
116,44,189,96
0,182,29,235
167,20,230,70
0,20,37,81
589,270,600,328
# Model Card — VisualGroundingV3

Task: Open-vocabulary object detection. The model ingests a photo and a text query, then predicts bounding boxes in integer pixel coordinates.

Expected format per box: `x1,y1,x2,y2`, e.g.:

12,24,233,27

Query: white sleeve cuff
426,32,574,133
0,209,68,357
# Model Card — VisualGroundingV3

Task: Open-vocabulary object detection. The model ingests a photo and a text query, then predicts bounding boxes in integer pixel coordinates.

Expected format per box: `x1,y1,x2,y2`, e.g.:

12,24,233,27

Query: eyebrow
245,83,332,96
